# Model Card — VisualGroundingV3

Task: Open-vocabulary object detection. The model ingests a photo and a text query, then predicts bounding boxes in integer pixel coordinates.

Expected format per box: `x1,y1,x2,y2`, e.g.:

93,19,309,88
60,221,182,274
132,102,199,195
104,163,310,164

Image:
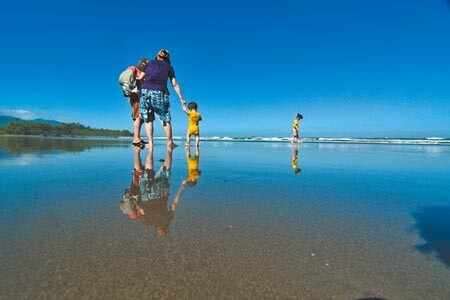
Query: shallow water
1,136,449,300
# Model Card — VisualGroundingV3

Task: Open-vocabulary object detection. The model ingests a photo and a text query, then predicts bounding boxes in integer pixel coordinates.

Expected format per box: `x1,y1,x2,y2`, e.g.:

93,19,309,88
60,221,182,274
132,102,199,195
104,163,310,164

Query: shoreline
171,136,450,146
2,134,450,146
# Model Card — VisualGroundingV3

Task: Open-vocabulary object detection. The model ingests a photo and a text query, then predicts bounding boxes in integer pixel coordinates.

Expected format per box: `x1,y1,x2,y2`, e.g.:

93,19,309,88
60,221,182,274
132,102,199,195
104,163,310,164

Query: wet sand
1,140,449,299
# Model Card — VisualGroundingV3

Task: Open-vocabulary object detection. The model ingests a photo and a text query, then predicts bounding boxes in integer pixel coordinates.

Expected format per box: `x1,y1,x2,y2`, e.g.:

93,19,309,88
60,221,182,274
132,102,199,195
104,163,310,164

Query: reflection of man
291,144,302,175
139,146,202,236
121,146,191,237
139,147,175,237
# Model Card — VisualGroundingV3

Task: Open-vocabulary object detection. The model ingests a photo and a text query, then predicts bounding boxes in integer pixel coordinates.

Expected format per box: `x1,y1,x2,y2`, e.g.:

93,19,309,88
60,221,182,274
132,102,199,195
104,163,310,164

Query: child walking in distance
119,58,150,148
182,101,202,147
291,113,303,144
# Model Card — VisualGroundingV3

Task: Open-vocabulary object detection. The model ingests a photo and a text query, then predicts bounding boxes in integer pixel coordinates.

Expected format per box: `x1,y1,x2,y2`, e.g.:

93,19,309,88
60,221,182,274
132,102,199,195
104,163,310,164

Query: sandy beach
1,137,449,299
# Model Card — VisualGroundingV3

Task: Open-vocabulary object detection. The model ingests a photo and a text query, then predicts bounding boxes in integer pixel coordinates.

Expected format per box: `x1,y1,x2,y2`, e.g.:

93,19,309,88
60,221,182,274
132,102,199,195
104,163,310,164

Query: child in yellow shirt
182,101,202,147
291,113,303,144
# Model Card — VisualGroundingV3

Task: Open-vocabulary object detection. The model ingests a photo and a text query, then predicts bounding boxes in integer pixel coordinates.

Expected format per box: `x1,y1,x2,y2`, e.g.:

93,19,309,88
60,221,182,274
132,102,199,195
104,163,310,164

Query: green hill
0,115,61,127
0,115,131,137
0,115,22,127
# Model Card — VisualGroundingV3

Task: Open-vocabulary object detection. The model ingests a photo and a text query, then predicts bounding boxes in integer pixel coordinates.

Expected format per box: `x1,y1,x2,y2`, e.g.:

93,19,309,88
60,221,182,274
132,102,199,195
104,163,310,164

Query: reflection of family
120,145,201,237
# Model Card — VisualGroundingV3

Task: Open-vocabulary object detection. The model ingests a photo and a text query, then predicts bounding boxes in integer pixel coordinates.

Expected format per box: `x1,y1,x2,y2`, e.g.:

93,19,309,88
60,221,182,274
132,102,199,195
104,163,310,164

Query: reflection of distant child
182,102,202,147
291,113,303,144
291,144,302,174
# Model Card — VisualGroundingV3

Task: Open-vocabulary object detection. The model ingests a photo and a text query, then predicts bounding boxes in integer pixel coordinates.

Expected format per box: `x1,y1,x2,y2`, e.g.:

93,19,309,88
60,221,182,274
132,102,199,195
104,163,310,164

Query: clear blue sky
1,0,449,138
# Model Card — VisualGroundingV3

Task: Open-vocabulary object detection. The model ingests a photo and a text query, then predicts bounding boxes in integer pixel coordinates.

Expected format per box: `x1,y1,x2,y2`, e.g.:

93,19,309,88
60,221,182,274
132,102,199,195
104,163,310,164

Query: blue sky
1,0,449,138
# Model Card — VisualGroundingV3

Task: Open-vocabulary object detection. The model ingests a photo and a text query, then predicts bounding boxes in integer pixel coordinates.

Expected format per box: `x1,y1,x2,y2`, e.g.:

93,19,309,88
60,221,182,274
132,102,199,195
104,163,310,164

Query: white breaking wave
157,136,450,145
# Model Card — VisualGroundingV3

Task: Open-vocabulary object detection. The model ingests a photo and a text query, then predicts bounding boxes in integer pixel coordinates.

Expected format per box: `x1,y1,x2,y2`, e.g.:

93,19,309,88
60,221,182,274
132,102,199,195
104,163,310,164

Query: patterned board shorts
141,169,171,201
140,89,171,123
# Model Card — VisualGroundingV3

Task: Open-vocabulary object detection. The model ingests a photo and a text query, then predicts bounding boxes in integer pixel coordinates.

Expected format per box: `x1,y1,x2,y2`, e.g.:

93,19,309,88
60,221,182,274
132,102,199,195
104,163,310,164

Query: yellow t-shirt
187,156,200,181
293,118,299,130
187,110,202,135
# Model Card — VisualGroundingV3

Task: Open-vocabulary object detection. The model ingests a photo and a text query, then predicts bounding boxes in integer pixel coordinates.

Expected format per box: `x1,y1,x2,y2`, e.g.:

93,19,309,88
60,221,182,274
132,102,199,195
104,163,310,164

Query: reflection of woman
291,144,302,174
120,186,144,220
120,147,145,219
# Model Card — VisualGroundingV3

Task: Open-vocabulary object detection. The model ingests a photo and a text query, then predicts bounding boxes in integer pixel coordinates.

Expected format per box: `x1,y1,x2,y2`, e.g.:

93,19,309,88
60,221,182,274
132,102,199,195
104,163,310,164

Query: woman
119,58,149,147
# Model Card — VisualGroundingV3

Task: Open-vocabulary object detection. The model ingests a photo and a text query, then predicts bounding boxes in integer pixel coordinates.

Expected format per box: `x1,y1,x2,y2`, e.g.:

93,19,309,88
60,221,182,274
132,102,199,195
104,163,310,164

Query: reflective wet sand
1,138,449,299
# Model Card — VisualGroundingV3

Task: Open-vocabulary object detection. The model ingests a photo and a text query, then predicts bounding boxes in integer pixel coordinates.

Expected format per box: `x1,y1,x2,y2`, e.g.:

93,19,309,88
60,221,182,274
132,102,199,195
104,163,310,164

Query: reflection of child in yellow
182,146,201,187
182,101,202,147
291,144,302,174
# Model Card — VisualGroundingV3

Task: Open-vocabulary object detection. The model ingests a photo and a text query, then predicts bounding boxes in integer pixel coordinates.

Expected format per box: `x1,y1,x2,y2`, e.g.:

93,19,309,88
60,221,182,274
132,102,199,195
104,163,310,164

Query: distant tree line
0,136,128,153
2,122,131,137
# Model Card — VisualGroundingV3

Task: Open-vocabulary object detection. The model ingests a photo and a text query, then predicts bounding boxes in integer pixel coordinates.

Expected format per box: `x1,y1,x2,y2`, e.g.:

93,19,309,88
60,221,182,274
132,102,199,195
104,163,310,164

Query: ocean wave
162,136,450,145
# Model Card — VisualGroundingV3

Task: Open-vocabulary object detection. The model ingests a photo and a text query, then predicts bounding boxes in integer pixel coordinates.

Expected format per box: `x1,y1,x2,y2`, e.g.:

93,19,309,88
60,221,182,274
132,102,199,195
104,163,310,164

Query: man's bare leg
163,122,176,148
144,121,154,149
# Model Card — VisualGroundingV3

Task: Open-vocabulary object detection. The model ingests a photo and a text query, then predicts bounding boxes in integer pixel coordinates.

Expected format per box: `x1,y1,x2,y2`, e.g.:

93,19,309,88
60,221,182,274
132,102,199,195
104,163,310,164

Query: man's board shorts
141,168,170,201
140,89,171,123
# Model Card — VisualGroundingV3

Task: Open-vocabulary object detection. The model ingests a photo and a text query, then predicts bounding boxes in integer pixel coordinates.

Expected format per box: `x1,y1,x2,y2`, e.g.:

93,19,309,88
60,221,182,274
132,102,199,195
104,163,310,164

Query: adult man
140,49,186,148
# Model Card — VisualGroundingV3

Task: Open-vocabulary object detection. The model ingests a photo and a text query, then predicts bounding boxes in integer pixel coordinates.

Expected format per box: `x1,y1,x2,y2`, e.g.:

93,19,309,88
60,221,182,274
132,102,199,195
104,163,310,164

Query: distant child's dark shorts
140,89,171,123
